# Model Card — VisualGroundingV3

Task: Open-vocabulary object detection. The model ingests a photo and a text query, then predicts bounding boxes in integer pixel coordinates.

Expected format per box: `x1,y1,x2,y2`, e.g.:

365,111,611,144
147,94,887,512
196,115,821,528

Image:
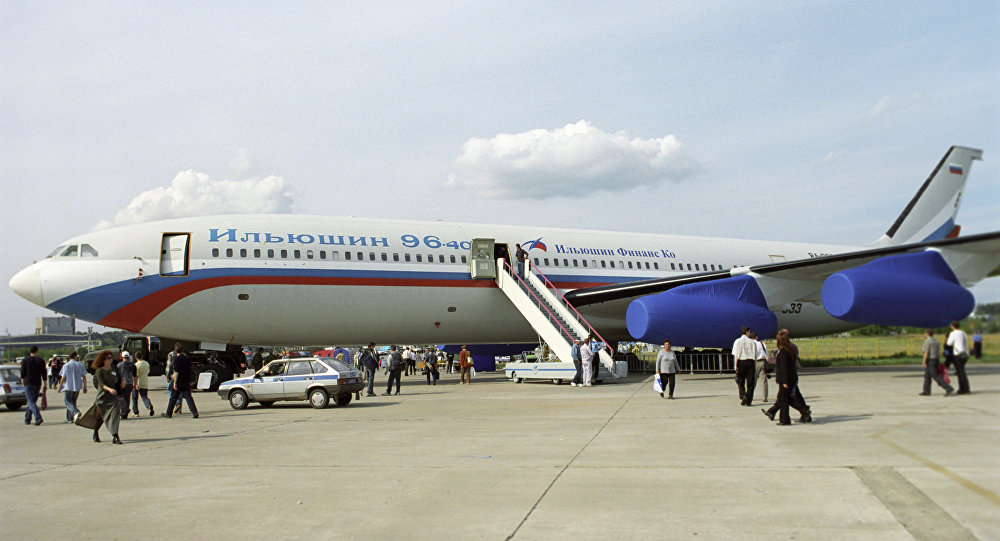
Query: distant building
36,316,75,335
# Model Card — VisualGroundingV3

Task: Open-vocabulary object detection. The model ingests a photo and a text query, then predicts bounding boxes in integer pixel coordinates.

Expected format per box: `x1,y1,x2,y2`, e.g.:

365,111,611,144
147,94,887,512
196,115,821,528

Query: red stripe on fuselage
98,275,498,331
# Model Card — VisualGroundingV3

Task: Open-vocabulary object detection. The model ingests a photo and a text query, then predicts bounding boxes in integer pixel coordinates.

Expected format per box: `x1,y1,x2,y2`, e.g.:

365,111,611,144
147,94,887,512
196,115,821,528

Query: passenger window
81,244,98,257
416,254,422,262
293,250,301,259
345,252,352,260
553,259,559,266
286,361,312,376
254,249,261,258
654,262,659,270
563,259,568,266
450,255,456,263
533,258,539,265
405,253,411,262
543,258,549,266
573,259,578,267
582,260,587,268
645,262,650,269
331,251,339,260
670,263,675,270
306,250,314,260
695,263,700,270
281,249,289,258
310,361,327,373
319,251,326,260
212,248,220,257
601,261,606,268
427,254,433,262
461,255,467,263
439,255,445,263
240,249,247,258
60,245,79,257
710,264,715,270
226,248,234,257
393,253,400,262
687,263,692,270
609,261,615,268
267,249,275,258
619,261,624,268
357,252,363,261
628,261,633,269
369,252,375,261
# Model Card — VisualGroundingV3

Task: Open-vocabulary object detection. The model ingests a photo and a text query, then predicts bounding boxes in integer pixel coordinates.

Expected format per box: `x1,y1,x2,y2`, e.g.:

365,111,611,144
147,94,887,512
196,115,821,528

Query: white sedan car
218,357,364,409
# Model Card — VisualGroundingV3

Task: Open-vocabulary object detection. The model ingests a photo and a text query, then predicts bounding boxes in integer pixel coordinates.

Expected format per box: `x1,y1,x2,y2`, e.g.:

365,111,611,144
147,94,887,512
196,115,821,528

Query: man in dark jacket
163,343,198,418
360,343,379,397
20,345,46,426
383,346,404,396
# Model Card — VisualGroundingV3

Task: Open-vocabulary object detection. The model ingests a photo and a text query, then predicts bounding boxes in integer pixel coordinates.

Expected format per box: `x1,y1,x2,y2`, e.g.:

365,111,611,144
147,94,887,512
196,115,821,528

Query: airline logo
949,164,964,175
522,238,548,252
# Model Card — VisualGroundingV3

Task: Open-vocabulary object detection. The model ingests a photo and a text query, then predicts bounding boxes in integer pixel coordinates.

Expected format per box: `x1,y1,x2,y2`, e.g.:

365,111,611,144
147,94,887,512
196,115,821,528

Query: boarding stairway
495,259,623,378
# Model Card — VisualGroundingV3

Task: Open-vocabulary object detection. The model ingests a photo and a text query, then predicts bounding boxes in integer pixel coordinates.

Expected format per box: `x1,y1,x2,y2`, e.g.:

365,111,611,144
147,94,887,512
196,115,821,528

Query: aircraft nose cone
9,266,44,307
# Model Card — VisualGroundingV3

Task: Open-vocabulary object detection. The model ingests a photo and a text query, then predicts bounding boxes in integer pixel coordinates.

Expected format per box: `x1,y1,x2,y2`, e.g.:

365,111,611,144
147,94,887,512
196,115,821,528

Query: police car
0,365,27,410
217,357,364,409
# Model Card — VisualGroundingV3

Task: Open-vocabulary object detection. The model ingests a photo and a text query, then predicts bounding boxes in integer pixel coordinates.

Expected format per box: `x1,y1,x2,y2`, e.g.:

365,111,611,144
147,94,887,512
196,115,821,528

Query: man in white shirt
580,337,594,387
132,351,155,416
731,326,758,406
946,320,971,394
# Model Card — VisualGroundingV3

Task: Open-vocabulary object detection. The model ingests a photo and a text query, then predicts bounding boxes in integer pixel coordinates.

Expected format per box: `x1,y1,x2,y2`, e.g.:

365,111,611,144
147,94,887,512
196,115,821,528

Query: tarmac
1,364,998,541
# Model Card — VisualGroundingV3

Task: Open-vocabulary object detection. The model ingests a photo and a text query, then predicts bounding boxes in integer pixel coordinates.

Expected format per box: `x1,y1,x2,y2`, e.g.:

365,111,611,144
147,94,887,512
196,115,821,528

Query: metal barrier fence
627,352,735,374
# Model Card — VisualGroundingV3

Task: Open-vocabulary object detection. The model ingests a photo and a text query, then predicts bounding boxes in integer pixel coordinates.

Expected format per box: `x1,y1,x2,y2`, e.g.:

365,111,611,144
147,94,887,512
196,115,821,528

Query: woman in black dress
91,350,123,444
762,330,811,425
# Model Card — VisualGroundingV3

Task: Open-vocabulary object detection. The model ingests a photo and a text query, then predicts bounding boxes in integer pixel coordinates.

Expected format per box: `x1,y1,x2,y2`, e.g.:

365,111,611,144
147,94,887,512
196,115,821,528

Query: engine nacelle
821,251,974,327
626,275,778,347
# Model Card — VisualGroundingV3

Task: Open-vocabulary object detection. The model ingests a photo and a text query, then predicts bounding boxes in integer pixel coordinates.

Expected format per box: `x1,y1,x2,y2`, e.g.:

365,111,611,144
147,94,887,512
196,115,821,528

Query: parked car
0,365,27,411
218,357,364,409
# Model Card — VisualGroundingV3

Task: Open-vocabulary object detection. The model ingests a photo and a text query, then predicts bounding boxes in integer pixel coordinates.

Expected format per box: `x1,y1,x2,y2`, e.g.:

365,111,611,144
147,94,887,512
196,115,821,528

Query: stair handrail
526,261,614,354
499,258,577,346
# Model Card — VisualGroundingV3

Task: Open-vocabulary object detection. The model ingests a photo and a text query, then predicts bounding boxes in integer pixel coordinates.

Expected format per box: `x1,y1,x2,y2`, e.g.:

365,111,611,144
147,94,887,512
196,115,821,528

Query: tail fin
869,146,983,247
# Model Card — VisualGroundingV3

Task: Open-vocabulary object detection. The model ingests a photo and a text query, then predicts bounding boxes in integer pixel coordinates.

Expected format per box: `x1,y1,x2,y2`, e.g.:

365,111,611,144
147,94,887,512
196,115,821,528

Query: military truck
118,335,244,392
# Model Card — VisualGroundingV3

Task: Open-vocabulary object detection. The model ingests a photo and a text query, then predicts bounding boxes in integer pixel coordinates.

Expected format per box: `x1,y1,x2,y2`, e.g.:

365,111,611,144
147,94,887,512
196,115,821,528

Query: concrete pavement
1,364,997,540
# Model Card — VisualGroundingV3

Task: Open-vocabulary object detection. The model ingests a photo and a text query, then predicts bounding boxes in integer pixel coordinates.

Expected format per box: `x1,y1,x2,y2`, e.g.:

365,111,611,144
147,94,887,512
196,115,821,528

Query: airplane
8,146,1000,357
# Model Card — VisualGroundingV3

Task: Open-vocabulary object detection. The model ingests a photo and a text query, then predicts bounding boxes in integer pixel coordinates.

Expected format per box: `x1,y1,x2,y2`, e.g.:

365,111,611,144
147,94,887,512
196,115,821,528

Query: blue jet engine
625,275,778,347
821,251,974,327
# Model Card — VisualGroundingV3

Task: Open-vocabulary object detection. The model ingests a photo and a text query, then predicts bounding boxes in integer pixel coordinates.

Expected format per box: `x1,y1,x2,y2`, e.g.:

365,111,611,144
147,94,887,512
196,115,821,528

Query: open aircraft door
470,238,497,279
160,233,190,276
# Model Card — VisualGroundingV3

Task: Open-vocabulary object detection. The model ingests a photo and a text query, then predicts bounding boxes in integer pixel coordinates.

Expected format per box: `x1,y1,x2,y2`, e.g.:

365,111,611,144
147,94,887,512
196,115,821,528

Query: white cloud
443,120,699,198
94,170,293,230
229,148,253,173
821,150,846,165
868,94,928,120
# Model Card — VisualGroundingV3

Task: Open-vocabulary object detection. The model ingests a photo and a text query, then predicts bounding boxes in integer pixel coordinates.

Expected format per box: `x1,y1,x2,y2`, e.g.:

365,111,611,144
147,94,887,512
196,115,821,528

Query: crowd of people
16,322,983,439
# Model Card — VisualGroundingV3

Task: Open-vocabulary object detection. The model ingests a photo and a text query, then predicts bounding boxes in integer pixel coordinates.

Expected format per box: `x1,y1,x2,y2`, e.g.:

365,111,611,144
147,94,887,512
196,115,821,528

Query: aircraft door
470,238,497,279
160,233,190,276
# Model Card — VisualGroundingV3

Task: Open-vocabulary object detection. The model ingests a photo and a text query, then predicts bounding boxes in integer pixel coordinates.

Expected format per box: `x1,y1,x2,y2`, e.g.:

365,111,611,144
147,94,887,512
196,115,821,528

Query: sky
1,1,998,336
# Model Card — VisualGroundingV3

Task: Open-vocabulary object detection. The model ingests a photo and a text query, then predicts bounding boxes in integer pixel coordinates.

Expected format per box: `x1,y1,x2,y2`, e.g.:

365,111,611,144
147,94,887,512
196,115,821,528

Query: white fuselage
10,215,860,346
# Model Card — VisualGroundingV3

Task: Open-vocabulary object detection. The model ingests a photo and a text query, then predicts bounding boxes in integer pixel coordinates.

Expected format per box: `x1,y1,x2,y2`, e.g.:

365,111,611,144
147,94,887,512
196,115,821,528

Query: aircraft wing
566,230,1000,307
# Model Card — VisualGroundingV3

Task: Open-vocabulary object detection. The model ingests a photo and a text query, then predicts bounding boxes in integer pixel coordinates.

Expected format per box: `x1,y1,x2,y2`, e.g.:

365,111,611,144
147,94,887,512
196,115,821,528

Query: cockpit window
60,245,79,257
81,244,98,257
47,245,67,258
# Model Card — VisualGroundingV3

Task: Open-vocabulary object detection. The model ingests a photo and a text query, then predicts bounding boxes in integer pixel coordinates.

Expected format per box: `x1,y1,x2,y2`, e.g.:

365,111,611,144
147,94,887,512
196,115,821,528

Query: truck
117,335,244,392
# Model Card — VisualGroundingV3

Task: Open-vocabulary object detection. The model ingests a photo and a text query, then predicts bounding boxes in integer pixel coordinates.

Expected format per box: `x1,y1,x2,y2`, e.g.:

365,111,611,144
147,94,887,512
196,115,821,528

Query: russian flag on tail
949,164,964,175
